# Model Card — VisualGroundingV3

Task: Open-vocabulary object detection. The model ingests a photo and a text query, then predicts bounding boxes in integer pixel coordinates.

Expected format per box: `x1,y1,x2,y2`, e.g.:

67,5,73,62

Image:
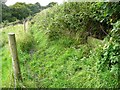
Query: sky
5,0,66,6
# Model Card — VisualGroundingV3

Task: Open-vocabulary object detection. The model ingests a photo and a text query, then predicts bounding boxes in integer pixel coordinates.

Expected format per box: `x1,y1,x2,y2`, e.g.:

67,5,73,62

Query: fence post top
8,33,15,35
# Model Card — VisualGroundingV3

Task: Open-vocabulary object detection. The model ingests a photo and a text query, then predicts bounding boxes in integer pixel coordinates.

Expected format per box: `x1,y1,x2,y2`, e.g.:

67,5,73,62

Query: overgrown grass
1,24,99,88
1,2,119,88
0,24,24,87
1,22,118,88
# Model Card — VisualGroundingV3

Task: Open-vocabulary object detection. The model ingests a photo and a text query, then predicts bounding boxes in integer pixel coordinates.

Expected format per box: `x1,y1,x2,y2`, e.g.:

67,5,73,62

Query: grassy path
1,23,118,88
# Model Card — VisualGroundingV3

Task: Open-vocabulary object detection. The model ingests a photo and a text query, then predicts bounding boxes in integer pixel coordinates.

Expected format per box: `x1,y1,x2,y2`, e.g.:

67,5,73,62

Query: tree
10,2,31,20
46,2,58,8
27,2,41,15
1,1,52,23
2,3,15,22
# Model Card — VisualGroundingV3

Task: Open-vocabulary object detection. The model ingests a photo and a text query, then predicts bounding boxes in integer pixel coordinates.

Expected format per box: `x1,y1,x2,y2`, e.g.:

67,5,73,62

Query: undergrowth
1,2,119,88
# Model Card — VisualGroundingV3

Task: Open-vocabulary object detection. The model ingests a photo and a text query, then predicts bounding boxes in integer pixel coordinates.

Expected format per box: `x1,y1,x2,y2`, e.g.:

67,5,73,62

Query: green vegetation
1,2,120,88
1,1,57,23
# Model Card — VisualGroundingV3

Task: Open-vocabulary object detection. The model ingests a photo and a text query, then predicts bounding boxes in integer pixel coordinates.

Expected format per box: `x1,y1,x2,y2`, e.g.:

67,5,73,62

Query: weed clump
17,32,34,53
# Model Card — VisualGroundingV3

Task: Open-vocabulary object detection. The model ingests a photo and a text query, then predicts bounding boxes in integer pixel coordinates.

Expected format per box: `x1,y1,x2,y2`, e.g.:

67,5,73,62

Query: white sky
5,0,66,6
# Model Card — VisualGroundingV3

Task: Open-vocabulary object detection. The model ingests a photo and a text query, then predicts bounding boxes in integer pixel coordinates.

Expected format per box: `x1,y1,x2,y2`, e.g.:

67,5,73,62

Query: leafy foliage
2,4,16,22
10,2,31,20
31,2,92,43
1,1,120,88
98,21,120,70
90,2,120,24
1,2,57,23
97,21,120,87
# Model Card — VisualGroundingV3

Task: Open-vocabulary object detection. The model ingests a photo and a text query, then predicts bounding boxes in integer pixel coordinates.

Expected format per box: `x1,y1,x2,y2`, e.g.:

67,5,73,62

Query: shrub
98,21,120,78
90,2,120,24
30,2,92,43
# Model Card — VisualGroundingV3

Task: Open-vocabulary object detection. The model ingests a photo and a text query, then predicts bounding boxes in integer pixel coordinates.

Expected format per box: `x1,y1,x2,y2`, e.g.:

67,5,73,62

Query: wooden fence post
8,33,22,83
23,19,29,33
23,20,26,32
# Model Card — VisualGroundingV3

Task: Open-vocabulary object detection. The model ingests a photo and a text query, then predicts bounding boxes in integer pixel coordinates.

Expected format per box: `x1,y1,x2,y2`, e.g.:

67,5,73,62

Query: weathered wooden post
8,33,22,85
23,19,29,32
26,21,28,32
23,20,26,32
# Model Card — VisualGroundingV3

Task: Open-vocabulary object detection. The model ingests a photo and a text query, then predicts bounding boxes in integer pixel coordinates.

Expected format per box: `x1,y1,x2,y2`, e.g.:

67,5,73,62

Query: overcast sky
5,0,66,6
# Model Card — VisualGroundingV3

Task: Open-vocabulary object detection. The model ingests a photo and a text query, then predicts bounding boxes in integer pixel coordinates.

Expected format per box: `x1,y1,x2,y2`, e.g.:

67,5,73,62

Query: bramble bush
96,21,120,87
98,21,120,72
90,2,120,24
30,2,92,44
